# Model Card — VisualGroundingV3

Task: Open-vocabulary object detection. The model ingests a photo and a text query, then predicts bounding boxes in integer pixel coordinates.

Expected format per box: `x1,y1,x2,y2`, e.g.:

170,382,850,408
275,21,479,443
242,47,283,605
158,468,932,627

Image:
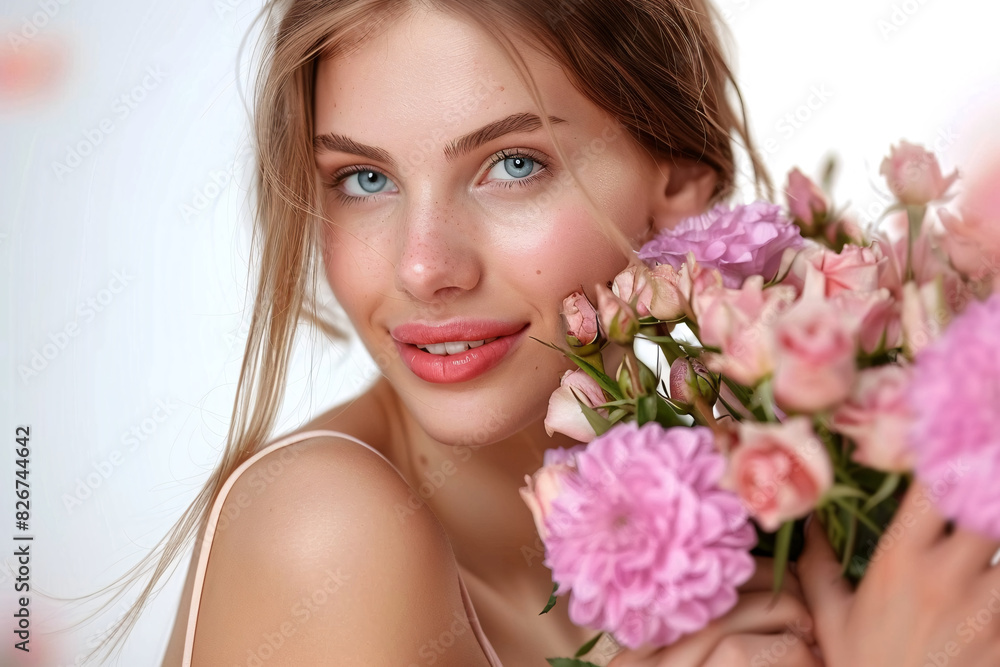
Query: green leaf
579,402,613,438
530,337,623,401
540,582,558,615
830,496,883,535
771,520,795,597
636,394,658,425
863,473,902,513
822,484,870,502
546,659,603,667
574,632,604,658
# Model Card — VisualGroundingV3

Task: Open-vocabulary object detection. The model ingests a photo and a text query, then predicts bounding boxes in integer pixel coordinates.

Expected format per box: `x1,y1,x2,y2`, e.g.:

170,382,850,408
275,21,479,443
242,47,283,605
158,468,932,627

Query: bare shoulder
190,433,492,666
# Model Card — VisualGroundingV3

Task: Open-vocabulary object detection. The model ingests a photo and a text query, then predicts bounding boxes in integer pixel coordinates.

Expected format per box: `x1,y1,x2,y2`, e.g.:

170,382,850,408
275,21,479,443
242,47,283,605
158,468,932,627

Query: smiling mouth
415,337,501,355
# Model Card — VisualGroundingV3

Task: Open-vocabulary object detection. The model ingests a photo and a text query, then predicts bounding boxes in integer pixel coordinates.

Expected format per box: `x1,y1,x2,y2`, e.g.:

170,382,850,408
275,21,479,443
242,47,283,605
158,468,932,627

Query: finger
649,591,814,667
739,557,805,603
944,525,1000,576
700,633,823,667
797,516,851,642
891,479,949,549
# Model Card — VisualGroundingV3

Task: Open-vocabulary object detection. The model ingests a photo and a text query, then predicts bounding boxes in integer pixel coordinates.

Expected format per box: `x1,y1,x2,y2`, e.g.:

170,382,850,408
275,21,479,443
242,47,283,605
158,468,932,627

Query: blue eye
342,170,396,196
486,152,544,182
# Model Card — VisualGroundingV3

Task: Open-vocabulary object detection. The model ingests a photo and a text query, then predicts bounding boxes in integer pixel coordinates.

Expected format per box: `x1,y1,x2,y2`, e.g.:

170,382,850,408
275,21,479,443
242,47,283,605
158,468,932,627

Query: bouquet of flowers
520,141,1000,663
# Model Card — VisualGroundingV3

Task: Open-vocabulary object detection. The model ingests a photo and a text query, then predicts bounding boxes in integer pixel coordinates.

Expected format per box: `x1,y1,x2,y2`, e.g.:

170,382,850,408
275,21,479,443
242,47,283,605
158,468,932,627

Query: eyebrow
312,112,567,168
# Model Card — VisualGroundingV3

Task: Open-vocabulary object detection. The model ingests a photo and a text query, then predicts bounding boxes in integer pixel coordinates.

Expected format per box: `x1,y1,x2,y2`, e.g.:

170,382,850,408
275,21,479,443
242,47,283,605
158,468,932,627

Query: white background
2,0,999,664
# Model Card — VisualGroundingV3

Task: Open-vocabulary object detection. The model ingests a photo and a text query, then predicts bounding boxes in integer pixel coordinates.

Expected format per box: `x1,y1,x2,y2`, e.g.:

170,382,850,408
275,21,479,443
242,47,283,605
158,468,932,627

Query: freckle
419,454,428,466
536,269,541,275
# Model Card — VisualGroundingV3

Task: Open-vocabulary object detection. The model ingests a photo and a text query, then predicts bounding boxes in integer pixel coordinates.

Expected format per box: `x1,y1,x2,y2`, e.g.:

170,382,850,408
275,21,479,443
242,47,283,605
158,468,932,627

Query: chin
395,378,551,449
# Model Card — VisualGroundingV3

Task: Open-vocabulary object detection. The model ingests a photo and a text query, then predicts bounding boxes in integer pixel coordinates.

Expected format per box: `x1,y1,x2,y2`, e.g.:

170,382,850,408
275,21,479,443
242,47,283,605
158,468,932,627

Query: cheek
321,223,389,324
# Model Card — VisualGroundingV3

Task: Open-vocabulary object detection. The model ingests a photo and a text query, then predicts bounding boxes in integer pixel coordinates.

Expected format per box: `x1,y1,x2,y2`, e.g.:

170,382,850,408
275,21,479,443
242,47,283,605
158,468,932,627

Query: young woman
87,1,1000,665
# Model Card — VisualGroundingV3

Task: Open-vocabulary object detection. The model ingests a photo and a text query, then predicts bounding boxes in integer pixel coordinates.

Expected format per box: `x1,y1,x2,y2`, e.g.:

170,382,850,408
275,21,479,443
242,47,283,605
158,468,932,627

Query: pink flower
638,202,804,288
543,423,757,649
544,369,609,443
785,168,829,231
612,265,655,318
647,263,688,321
908,293,1000,539
937,159,1000,280
596,283,639,345
901,278,951,359
724,418,834,531
785,243,884,298
562,291,600,346
696,276,797,387
668,357,717,408
520,445,585,540
830,288,902,354
879,140,958,206
772,284,859,413
831,365,915,472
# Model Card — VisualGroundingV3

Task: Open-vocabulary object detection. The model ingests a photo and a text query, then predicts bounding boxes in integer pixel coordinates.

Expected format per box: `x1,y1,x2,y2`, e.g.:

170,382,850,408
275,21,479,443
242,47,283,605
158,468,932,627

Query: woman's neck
384,382,578,612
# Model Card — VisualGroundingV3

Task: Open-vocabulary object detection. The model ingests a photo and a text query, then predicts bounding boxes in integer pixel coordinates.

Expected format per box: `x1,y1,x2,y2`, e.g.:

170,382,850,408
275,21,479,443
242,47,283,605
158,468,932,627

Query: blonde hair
73,0,770,662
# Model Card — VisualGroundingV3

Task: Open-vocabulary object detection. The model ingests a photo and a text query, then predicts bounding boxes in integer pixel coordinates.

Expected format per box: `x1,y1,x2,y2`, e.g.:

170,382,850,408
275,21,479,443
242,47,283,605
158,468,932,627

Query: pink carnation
908,293,1000,539
638,202,804,288
543,422,757,649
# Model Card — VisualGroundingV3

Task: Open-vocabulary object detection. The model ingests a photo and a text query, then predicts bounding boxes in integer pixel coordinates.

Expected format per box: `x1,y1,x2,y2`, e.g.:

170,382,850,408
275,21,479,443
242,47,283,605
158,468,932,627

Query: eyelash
324,148,552,206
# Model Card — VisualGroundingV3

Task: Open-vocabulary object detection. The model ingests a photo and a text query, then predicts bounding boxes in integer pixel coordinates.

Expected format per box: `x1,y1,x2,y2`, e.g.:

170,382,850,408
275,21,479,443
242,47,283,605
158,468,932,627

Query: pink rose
772,283,858,413
937,160,1000,280
695,276,798,387
561,291,600,346
879,140,958,206
638,202,804,288
519,447,582,541
785,168,829,231
831,365,915,472
724,418,834,531
647,263,688,321
612,265,655,318
595,283,639,345
830,288,902,354
786,243,884,298
544,369,609,443
668,357,717,408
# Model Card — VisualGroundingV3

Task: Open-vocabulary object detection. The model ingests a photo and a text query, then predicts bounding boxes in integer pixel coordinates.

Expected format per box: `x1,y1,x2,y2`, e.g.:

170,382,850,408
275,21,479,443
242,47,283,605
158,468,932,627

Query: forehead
313,6,588,142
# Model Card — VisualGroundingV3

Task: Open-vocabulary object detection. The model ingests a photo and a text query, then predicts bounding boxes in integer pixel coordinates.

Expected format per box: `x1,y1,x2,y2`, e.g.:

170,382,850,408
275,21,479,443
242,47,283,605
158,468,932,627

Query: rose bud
879,140,958,206
612,265,655,318
596,283,639,345
785,168,829,233
544,369,609,443
562,291,601,347
668,357,718,408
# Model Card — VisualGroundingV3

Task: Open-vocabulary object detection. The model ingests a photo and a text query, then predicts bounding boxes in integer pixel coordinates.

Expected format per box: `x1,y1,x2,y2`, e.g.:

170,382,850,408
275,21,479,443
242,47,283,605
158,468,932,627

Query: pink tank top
180,428,504,666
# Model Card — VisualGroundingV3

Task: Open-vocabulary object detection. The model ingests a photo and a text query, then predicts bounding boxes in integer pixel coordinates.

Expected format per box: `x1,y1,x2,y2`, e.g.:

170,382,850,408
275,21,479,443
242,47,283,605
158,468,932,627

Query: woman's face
314,6,695,446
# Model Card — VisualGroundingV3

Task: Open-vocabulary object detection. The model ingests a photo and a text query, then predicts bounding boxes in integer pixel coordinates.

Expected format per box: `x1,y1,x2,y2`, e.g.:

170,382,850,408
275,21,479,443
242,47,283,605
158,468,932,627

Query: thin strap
181,429,503,666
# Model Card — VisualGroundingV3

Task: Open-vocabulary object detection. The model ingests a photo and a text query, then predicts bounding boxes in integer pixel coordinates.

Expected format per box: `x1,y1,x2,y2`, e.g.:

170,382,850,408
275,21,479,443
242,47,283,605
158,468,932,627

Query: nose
393,197,483,304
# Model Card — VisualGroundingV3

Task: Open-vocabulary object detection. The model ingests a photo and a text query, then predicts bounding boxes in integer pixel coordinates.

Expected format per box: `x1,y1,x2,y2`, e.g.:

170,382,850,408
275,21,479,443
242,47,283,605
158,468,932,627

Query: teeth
418,337,500,355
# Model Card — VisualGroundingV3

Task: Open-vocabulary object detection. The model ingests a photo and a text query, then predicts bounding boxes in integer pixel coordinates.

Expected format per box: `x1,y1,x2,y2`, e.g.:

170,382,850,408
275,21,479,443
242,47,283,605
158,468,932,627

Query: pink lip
391,320,530,384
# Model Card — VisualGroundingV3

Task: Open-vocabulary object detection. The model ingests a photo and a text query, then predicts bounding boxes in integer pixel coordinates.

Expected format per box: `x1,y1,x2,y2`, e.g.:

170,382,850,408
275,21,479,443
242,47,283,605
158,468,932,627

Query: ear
644,157,718,242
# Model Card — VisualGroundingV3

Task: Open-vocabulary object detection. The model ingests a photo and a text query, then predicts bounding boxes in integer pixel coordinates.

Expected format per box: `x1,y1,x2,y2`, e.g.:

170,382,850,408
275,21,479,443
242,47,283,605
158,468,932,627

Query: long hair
75,0,770,662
